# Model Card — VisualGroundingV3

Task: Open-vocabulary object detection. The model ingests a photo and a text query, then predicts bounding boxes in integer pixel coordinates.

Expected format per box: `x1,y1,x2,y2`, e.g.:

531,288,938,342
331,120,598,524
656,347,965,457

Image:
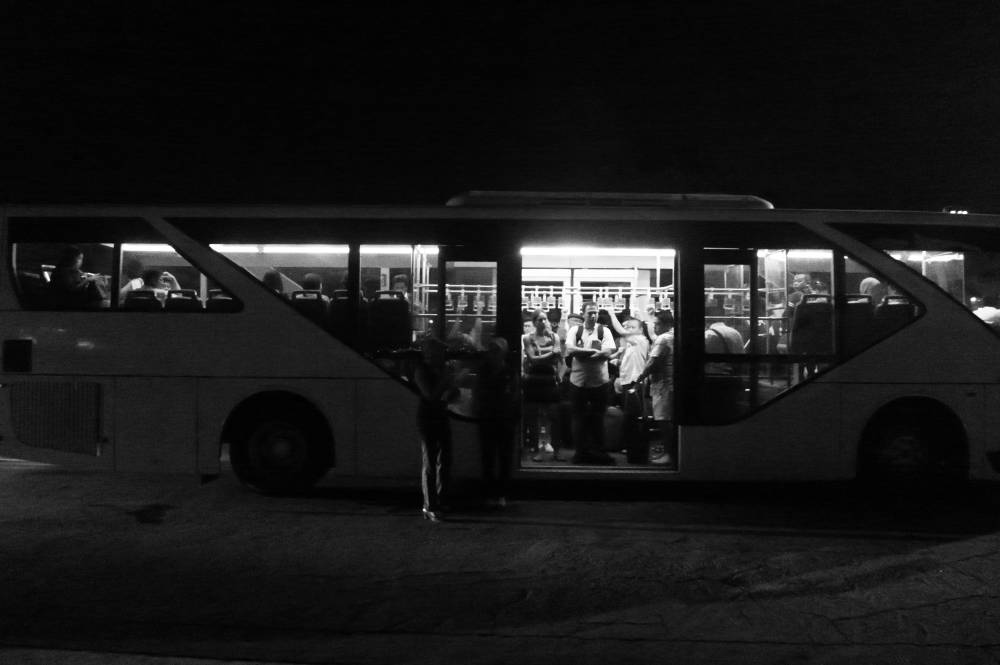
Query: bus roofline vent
445,191,774,210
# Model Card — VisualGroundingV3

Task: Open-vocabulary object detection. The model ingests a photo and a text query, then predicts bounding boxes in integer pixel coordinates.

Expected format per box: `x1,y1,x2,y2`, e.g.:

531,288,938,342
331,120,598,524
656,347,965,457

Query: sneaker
531,452,545,462
650,453,673,465
543,442,555,453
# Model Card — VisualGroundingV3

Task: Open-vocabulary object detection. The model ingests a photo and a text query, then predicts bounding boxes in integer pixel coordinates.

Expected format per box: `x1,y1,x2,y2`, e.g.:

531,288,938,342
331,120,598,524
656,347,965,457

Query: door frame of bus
678,247,759,425
436,244,522,357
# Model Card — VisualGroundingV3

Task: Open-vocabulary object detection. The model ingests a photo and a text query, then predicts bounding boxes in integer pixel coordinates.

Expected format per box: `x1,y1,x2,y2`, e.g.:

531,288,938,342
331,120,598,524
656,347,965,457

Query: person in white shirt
137,268,181,303
565,301,617,465
634,309,676,466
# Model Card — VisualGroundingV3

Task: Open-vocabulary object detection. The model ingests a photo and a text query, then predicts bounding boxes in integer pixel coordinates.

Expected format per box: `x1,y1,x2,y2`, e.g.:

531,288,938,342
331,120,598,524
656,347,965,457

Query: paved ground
2,458,1000,664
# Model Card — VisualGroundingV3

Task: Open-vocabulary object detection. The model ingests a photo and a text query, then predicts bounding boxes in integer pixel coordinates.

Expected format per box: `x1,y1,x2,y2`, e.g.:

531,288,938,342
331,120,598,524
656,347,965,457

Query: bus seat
874,295,917,336
328,291,358,339
289,290,329,327
17,271,53,308
368,290,411,351
843,294,875,352
122,291,163,312
205,290,241,312
788,293,832,354
164,289,203,312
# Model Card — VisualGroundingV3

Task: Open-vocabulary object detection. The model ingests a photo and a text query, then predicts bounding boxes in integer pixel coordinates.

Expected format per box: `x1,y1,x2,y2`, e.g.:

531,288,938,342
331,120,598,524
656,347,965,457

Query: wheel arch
857,395,968,479
222,389,336,467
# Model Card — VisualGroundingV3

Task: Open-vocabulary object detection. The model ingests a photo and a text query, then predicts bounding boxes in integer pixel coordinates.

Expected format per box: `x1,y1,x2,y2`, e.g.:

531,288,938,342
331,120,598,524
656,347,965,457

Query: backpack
567,324,605,370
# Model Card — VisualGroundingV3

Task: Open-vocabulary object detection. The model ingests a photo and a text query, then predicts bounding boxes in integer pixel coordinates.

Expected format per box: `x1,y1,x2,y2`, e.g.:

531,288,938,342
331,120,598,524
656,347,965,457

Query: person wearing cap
414,335,456,522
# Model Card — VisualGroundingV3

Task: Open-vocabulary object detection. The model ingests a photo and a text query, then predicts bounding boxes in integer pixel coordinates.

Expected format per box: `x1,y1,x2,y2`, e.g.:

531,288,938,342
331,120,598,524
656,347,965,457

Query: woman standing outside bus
522,311,563,461
414,336,456,522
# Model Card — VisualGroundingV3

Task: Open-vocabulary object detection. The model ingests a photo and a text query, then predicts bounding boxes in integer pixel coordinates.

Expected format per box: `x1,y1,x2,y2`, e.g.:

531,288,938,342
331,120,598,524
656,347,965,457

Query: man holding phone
565,301,617,464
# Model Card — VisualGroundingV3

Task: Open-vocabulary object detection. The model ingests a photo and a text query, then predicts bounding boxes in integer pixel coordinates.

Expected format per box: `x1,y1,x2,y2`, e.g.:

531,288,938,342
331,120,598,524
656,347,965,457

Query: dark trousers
420,418,452,511
479,420,514,499
570,384,608,457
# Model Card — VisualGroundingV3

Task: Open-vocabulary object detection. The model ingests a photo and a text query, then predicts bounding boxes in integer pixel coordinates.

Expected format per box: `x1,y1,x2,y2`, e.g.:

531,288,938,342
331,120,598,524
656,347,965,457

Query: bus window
699,247,919,424
213,244,347,300
360,245,437,355
834,222,1000,333
14,242,113,310
754,249,834,355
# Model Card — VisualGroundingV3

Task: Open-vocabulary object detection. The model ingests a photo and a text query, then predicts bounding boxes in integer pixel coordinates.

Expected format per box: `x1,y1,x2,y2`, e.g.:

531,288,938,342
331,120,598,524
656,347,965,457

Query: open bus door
437,244,521,419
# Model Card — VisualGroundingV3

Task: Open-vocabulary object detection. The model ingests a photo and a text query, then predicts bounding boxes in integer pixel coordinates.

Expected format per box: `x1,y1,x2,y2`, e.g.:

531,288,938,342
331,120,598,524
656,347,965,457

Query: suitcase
624,383,651,464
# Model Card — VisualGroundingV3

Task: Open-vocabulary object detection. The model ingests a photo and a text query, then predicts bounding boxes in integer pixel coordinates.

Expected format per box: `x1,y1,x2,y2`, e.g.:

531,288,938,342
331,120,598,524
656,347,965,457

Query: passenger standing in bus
565,301,617,465
610,316,652,462
414,335,456,522
475,337,518,508
523,310,563,462
632,309,675,466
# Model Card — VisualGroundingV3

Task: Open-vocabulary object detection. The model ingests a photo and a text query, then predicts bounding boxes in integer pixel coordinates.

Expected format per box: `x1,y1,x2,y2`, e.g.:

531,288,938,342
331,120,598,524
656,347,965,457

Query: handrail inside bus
445,190,775,209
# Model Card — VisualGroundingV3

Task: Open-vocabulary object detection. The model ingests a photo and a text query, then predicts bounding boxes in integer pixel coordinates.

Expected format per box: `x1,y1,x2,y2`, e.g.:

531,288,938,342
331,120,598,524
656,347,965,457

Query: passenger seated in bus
262,269,285,297
390,274,410,301
136,269,181,303
50,245,109,309
705,319,745,375
859,276,888,308
301,273,330,302
118,258,145,304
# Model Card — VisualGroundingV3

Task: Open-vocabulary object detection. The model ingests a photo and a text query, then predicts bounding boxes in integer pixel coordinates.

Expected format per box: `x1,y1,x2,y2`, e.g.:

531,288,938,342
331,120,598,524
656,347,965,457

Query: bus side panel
195,378,359,476
354,379,480,481
680,385,844,481
984,386,1000,480
0,376,115,469
839,383,990,480
115,377,197,472
355,378,420,479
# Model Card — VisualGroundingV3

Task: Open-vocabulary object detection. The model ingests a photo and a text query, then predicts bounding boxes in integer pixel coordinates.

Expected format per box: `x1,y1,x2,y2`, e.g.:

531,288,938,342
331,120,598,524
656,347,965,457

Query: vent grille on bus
445,190,774,209
9,382,101,455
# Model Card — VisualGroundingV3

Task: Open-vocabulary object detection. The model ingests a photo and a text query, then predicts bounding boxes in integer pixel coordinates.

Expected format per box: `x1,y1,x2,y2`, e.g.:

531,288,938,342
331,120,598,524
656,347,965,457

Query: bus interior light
520,246,675,257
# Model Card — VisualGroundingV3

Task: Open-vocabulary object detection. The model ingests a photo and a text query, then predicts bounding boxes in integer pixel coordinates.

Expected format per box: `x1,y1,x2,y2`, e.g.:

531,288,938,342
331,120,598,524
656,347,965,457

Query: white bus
2,192,999,492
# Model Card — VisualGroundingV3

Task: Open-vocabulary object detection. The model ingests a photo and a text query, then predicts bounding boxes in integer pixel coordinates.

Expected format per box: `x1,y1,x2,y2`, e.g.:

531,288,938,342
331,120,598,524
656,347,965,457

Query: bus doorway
518,246,676,470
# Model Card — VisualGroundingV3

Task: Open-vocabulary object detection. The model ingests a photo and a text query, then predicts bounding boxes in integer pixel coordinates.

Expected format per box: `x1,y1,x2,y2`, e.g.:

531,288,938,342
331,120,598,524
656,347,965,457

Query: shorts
649,382,673,422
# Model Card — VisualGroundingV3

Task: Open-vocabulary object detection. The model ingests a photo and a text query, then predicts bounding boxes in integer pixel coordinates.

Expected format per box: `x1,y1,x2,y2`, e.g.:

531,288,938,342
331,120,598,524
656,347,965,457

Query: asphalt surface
2,458,1000,665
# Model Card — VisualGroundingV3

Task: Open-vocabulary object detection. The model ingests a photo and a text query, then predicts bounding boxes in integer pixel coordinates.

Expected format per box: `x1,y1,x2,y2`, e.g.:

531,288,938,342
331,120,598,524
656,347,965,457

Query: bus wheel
230,413,332,495
858,401,966,490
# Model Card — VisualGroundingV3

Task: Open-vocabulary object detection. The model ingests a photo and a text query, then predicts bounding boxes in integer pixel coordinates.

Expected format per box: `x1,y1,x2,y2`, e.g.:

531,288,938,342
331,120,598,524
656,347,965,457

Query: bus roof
445,190,775,209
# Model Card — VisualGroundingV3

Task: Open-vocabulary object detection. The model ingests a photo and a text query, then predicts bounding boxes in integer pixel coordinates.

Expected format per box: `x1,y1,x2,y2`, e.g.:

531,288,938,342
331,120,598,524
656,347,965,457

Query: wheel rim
248,421,308,472
868,427,931,481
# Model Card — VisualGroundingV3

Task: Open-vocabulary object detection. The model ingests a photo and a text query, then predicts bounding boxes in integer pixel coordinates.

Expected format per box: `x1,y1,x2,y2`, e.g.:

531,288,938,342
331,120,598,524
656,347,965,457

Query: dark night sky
3,1,1000,211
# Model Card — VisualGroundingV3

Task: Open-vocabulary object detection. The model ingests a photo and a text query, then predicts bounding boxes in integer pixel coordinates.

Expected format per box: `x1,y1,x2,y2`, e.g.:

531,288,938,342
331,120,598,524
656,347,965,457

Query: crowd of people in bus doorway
411,299,693,523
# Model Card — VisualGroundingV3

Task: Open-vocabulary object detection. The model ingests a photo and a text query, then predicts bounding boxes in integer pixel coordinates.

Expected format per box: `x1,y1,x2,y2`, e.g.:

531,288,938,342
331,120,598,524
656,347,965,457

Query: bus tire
857,399,967,491
229,404,333,495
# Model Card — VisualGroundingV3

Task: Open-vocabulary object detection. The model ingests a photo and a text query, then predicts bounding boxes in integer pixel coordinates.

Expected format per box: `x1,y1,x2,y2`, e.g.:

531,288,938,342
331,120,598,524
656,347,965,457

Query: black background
3,1,1000,211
